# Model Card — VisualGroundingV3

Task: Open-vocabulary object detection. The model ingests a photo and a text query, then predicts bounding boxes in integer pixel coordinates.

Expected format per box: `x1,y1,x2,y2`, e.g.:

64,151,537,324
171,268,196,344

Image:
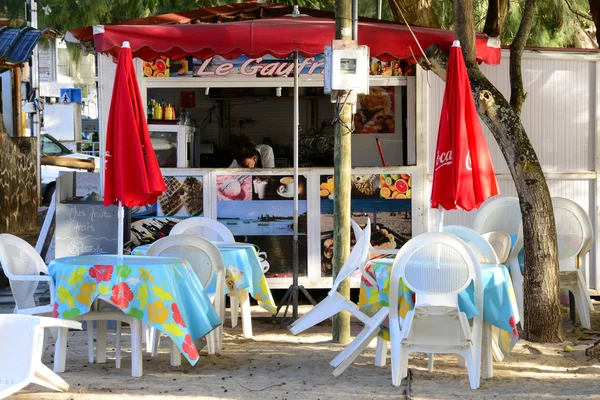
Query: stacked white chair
0,234,142,376
0,314,81,399
289,220,389,376
169,217,254,336
552,197,595,328
146,235,226,364
389,232,483,390
481,231,512,265
473,197,524,321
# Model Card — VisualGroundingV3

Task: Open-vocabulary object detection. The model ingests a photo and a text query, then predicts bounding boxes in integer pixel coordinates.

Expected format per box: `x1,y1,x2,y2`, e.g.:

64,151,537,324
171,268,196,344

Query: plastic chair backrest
443,225,499,264
0,234,48,311
0,314,42,388
393,232,476,299
551,197,593,265
481,231,511,264
169,217,235,243
146,235,224,287
473,197,521,236
330,219,372,294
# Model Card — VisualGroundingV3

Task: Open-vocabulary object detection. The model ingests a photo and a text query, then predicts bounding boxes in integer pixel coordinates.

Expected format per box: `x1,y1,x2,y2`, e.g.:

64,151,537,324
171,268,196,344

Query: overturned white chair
389,232,483,390
289,220,389,376
146,235,226,363
552,197,595,329
0,314,81,399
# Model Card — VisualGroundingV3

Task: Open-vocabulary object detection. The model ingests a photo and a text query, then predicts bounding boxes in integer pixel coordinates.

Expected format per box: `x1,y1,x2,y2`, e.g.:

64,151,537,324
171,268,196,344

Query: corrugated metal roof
0,26,56,68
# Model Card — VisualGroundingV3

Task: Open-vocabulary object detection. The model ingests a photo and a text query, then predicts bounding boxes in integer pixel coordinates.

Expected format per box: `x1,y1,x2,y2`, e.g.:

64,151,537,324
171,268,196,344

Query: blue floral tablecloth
133,243,276,314
358,259,520,356
49,255,222,365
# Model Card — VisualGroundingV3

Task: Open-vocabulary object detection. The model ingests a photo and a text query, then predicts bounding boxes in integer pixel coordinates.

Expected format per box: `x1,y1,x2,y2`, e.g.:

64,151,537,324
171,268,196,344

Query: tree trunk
387,0,440,28
589,0,600,46
417,0,563,343
483,0,510,37
421,45,562,343
332,0,353,345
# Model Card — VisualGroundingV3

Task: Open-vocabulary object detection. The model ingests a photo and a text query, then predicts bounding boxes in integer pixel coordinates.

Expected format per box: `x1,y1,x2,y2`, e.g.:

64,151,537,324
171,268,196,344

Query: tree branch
565,0,593,21
509,0,536,115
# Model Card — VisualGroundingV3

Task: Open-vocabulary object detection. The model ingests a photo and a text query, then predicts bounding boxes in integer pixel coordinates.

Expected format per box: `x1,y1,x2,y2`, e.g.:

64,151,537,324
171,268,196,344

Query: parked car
41,133,100,205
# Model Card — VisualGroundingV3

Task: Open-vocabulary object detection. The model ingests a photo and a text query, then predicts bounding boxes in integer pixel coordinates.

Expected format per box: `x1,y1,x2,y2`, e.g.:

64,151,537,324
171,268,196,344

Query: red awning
93,17,501,65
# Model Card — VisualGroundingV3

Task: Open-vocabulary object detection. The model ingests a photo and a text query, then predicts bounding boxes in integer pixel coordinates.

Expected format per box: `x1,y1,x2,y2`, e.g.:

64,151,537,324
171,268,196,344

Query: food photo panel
216,175,252,201
157,175,204,217
251,175,307,200
354,86,395,134
320,173,412,277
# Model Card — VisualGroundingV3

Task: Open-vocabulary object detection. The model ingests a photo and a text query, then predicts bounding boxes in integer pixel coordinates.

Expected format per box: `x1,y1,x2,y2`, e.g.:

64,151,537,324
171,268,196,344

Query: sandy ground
4,303,600,400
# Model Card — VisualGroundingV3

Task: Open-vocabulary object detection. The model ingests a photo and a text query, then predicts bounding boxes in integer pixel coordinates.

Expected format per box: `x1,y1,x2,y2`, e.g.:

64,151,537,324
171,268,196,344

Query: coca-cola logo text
435,150,452,171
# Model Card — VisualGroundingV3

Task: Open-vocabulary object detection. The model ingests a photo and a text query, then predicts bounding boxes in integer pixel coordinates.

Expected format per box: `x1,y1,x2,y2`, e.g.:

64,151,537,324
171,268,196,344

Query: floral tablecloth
48,255,222,365
133,242,276,314
358,258,520,356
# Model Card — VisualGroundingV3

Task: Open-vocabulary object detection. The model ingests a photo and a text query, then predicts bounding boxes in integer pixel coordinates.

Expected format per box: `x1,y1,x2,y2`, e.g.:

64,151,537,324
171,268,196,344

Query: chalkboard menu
55,194,122,258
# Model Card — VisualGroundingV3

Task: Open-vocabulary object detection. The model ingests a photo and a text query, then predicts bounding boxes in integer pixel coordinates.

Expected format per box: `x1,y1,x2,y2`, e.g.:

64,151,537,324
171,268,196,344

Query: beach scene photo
217,200,307,236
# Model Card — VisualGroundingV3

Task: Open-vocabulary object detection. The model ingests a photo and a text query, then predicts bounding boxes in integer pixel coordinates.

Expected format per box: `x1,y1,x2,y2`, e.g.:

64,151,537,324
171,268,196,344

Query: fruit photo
380,174,411,199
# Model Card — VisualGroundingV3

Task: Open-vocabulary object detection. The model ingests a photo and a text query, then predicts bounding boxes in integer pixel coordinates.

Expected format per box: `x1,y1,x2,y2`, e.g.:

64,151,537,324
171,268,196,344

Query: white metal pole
292,50,299,319
376,0,382,19
29,0,42,204
118,201,124,259
352,0,358,41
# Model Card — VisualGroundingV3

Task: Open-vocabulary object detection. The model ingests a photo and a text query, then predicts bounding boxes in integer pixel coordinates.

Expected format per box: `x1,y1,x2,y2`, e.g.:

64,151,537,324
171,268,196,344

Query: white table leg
53,327,68,373
131,319,143,377
239,291,253,338
374,337,387,367
96,320,107,363
482,322,493,379
170,339,181,366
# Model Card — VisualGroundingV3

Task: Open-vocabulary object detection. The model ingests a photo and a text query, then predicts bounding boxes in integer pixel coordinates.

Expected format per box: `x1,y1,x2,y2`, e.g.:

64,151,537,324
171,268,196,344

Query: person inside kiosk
228,136,275,168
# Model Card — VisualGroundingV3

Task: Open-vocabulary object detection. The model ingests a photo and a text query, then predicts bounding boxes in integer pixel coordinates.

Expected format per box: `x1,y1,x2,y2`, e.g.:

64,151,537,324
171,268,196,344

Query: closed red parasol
104,41,165,255
431,41,499,218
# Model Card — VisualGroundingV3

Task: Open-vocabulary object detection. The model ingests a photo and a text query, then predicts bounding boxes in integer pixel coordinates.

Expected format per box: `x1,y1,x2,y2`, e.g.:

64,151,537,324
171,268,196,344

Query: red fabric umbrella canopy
104,43,166,207
92,17,500,65
430,42,499,211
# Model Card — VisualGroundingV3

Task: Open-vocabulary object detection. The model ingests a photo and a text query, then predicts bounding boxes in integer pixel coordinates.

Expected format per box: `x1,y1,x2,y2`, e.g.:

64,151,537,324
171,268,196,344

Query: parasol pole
118,200,124,259
436,205,444,232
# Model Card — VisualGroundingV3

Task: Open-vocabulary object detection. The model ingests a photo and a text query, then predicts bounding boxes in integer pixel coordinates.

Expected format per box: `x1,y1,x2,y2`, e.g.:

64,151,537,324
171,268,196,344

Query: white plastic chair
0,314,81,399
289,220,389,375
169,218,253,337
552,197,595,329
389,232,483,390
169,217,235,242
473,197,524,322
146,235,225,364
481,231,512,265
0,234,55,316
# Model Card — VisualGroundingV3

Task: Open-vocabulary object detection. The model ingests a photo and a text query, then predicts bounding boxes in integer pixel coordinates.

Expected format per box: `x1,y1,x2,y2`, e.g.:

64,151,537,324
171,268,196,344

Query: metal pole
28,0,41,204
292,50,300,320
376,0,382,19
352,0,358,41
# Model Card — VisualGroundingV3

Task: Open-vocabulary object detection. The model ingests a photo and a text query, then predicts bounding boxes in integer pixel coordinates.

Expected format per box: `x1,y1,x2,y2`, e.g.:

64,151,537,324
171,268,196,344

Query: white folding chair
169,218,253,336
0,314,81,399
552,197,595,328
389,232,483,390
146,235,225,364
473,197,524,322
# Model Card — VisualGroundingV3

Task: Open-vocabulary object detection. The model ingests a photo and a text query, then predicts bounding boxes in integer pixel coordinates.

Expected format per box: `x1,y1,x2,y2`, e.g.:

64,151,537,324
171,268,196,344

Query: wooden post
332,0,353,345
13,66,23,137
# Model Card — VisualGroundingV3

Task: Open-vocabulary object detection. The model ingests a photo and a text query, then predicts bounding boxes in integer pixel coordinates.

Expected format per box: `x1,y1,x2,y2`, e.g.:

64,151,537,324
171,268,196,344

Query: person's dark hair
233,140,262,168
